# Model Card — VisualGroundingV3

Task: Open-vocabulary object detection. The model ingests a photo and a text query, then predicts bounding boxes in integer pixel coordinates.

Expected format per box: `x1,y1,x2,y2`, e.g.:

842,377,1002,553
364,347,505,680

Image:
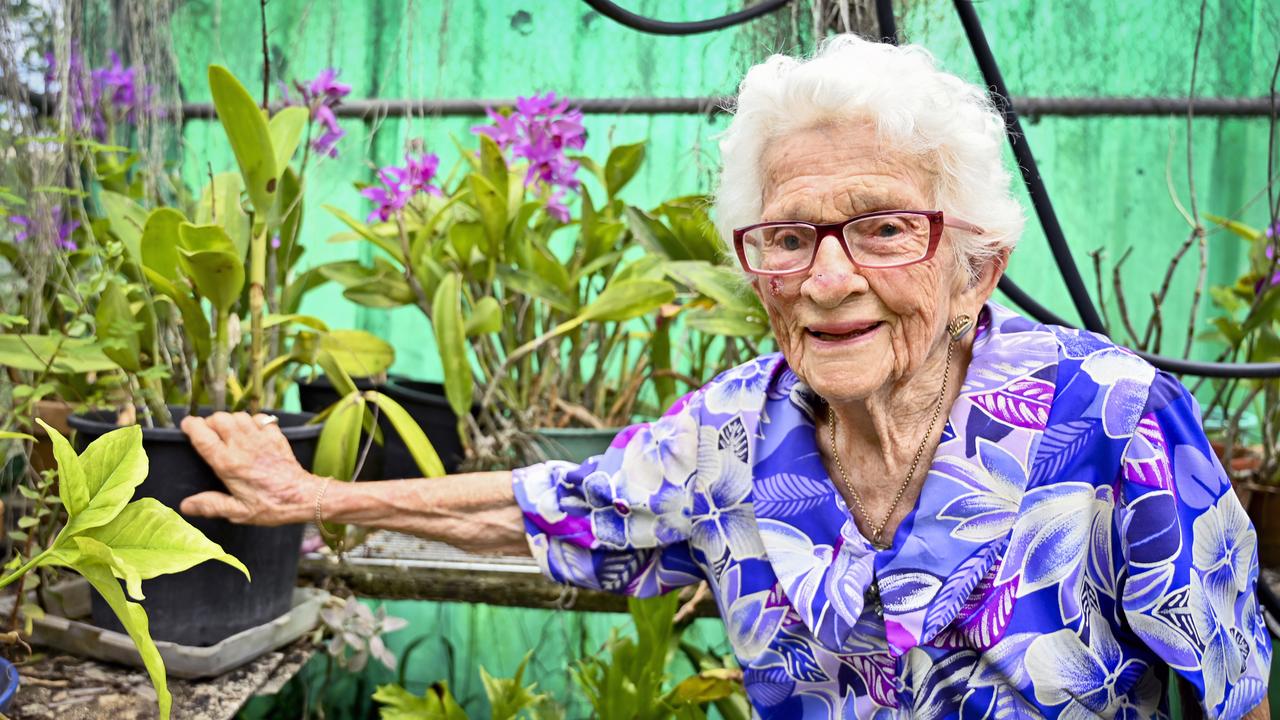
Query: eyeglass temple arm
943,218,986,235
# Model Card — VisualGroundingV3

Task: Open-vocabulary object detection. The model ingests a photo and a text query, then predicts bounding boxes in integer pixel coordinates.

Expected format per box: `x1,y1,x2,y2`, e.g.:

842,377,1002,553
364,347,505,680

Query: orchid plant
1200,215,1280,483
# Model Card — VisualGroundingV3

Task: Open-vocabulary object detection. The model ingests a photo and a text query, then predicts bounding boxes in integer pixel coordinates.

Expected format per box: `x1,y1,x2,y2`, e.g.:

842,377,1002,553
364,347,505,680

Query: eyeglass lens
741,212,932,272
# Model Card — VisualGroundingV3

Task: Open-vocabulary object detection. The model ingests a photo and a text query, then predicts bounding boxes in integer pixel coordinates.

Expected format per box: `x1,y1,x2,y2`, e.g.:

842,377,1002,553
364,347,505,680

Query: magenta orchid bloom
361,152,443,223
472,92,587,223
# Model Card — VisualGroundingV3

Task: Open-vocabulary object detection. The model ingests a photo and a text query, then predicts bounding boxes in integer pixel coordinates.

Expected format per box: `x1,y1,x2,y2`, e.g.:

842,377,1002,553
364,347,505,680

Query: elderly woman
181,36,1271,718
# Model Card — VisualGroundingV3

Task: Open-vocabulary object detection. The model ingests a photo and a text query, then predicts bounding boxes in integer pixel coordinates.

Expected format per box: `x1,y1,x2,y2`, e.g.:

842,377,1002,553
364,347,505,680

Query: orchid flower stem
0,548,52,592
248,226,268,414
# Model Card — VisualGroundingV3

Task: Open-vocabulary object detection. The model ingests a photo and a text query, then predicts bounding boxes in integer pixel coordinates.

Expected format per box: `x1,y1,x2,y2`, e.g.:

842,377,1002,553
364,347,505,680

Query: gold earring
947,314,974,341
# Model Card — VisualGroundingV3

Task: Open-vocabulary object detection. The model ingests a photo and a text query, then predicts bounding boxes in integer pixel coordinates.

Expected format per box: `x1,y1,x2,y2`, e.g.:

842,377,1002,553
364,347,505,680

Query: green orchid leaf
143,267,213,362
611,255,666,284
468,174,507,254
432,272,473,420
36,418,88,517
54,422,147,537
277,166,304,258
64,536,172,720
671,669,741,706
496,266,576,314
208,65,277,217
195,173,251,260
625,206,697,261
604,142,645,199
0,334,118,373
140,208,187,280
263,313,330,332
324,205,406,265
75,498,250,590
1243,286,1280,335
312,393,364,483
101,190,148,262
684,306,770,338
316,349,360,398
319,329,395,378
268,106,308,173
95,281,143,372
464,297,502,336
664,260,752,308
177,223,245,313
477,133,509,201
581,279,675,323
1204,213,1262,243
366,392,446,478
481,653,547,720
0,431,36,442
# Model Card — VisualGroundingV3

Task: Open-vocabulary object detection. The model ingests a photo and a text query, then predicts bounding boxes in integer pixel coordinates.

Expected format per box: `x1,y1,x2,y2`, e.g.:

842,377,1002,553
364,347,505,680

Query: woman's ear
962,248,1010,305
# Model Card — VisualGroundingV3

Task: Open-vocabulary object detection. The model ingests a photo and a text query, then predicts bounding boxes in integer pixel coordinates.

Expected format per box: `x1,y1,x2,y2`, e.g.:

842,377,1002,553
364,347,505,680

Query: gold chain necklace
825,314,972,550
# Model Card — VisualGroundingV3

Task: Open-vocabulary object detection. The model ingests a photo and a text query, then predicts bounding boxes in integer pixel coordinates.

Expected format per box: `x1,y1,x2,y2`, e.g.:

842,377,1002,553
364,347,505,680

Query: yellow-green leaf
53,423,147,537
177,223,244,313
208,65,277,216
312,394,364,483
195,173,250,260
324,205,406,265
268,106,309,173
65,537,172,719
464,297,502,337
432,273,473,419
604,142,645,199
101,190,148,262
366,392,446,478
319,329,395,378
0,334,118,373
140,208,186,280
581,279,675,323
0,431,35,442
95,281,143,372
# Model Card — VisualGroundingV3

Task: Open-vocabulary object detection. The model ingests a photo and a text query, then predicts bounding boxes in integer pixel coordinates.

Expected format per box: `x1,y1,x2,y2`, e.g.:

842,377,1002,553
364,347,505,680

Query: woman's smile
804,319,885,346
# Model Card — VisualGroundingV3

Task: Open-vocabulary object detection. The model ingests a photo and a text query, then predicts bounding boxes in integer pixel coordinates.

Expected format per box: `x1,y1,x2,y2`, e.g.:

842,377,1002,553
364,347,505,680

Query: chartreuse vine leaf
140,207,186,280
69,536,172,720
38,417,89,515
0,431,35,441
73,498,250,596
208,65,277,218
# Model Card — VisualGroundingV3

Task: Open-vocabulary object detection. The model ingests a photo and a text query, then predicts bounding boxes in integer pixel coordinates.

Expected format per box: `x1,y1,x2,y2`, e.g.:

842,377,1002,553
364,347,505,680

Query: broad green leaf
63,537,171,719
671,669,741,705
312,394,364,483
178,223,245,313
341,277,416,309
665,261,752,307
76,498,250,593
277,166,304,257
264,313,330,332
366,392,446,478
477,133,509,202
95,281,143,372
1209,285,1247,315
208,65,277,216
1212,316,1245,347
101,190,148,262
195,173,250,260
268,106,309,173
581,279,675,323
1243,286,1280,335
0,431,35,442
684,306,770,338
604,142,645,199
448,221,486,265
519,237,573,295
57,423,148,537
464,297,502,336
319,329,395,378
0,334,118,373
468,174,507,254
140,208,186,279
432,273,473,420
324,205,406,265
496,266,576,314
626,206,696,261
316,349,360,397
35,418,87,517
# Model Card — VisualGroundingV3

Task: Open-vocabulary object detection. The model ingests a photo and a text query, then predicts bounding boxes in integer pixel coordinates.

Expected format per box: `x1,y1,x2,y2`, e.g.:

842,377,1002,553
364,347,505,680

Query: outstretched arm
178,412,529,556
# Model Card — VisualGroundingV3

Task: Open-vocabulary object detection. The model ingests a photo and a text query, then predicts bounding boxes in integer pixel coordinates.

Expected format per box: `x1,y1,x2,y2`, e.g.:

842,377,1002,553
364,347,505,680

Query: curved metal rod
581,0,793,36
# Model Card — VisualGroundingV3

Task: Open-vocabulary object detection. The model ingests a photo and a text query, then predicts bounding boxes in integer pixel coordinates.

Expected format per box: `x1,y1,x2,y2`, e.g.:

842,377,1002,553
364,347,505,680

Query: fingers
180,490,247,521
205,412,241,444
181,415,226,460
253,414,292,454
232,412,259,437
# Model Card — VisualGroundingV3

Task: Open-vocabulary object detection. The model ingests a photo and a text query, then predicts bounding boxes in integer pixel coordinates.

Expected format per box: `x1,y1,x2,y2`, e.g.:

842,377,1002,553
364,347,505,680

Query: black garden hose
581,0,793,36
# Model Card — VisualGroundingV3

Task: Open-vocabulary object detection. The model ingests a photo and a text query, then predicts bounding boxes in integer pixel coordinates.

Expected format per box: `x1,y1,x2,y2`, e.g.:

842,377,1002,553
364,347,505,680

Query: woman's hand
179,411,320,526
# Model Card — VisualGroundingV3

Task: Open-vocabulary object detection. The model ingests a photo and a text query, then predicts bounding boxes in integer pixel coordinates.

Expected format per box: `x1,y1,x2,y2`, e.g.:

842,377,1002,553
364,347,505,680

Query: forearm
308,471,530,556
1245,696,1271,720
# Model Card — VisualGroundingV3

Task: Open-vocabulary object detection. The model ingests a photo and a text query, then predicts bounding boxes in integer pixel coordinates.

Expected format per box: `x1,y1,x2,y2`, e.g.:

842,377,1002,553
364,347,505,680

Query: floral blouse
512,302,1272,719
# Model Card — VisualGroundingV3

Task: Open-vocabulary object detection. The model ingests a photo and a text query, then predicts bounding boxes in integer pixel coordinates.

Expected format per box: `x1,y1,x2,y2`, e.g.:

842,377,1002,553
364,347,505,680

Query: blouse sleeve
511,390,705,598
1117,372,1272,719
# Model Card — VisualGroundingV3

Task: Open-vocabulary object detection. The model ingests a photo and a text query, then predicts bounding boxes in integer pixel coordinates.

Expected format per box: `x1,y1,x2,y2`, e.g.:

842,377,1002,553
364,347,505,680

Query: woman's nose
802,232,866,305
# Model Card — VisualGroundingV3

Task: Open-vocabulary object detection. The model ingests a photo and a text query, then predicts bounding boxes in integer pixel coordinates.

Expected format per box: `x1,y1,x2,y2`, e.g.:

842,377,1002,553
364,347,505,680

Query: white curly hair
714,34,1024,278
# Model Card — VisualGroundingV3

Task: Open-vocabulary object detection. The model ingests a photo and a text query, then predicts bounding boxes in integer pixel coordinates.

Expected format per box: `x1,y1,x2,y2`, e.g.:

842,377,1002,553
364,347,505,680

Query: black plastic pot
296,375,385,480
382,378,465,476
67,407,322,647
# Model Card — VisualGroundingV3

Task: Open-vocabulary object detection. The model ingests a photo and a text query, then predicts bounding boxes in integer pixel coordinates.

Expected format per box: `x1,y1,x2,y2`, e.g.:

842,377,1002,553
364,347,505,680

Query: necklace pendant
865,582,883,614
871,539,891,551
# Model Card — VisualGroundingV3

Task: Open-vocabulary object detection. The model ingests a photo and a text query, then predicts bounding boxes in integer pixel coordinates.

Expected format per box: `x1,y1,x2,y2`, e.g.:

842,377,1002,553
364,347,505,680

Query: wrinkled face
752,120,993,405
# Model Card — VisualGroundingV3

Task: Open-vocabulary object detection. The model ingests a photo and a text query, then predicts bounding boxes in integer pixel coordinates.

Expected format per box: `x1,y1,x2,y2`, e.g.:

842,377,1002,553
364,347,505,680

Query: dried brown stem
1110,247,1143,347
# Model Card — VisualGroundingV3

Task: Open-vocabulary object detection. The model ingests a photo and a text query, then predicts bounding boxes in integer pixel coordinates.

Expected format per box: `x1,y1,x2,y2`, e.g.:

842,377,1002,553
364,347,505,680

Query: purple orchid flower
7,208,79,250
360,152,442,223
472,92,586,223
285,68,353,158
8,215,30,243
45,46,153,141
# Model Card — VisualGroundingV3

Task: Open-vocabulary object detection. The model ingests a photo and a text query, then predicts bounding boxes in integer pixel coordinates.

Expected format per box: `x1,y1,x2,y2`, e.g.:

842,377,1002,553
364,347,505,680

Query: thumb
180,491,246,521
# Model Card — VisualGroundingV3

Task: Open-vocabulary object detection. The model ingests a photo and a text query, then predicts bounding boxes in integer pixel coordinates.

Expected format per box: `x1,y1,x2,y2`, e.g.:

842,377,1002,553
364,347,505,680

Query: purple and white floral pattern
512,302,1271,718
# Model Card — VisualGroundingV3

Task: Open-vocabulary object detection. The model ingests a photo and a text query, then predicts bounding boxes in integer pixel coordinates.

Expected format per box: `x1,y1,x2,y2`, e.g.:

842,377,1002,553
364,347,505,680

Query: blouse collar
749,302,1062,656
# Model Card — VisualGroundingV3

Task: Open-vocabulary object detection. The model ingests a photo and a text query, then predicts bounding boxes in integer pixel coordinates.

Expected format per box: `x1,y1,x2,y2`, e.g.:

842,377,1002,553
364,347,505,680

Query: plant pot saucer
0,579,328,679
